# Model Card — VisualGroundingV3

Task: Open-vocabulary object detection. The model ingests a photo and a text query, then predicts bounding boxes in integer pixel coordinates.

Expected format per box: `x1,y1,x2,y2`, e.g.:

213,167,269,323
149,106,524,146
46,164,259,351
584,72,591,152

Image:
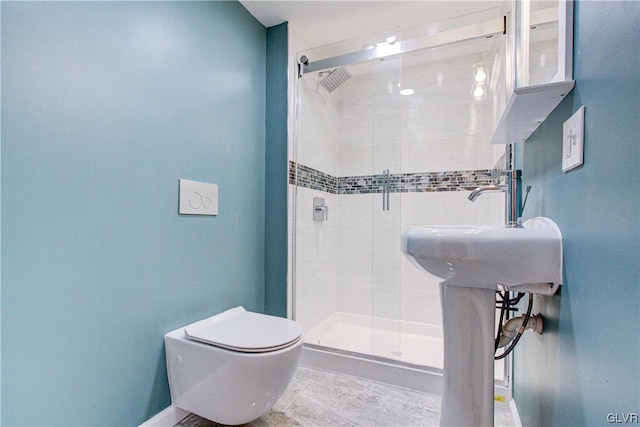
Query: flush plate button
179,179,218,216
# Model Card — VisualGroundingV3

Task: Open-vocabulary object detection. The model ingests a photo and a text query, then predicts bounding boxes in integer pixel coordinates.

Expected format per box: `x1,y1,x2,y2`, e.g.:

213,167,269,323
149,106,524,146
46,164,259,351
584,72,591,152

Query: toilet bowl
164,306,303,425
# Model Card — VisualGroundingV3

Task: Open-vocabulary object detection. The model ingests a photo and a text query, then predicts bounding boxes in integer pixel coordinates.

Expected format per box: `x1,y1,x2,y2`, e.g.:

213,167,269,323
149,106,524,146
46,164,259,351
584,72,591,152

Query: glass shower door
293,7,506,372
370,47,403,361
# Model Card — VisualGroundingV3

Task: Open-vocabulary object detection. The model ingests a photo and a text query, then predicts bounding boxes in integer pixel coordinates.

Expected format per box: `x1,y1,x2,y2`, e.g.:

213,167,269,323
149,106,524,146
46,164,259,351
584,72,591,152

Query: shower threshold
304,312,444,367
300,312,508,406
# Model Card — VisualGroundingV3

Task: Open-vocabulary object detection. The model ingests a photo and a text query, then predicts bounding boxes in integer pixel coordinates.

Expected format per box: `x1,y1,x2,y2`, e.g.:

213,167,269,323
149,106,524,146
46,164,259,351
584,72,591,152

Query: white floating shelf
490,80,575,144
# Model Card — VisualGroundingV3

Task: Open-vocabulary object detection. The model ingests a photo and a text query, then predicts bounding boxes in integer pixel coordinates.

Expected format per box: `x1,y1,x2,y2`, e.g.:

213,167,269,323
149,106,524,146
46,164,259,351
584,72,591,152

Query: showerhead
320,67,351,93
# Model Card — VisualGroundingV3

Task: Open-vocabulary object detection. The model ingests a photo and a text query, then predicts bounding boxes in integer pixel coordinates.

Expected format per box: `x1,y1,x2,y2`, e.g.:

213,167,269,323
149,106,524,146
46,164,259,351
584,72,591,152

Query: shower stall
289,8,509,390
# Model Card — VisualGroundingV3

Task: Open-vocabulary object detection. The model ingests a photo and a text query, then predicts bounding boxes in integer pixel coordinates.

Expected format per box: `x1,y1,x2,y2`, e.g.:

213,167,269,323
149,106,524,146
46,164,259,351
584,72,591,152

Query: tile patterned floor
175,366,515,427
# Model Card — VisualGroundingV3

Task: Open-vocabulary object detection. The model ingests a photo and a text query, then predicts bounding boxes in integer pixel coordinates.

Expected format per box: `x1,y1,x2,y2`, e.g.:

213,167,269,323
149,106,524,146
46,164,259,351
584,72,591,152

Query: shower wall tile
442,191,502,225
372,143,401,174
338,145,372,178
403,134,494,174
336,253,373,316
402,284,443,325
478,190,505,225
292,37,506,331
294,186,319,228
372,279,402,319
338,75,373,171
440,191,487,225
335,194,373,317
404,192,442,226
296,260,337,335
337,224,371,257
296,75,339,177
372,193,403,226
403,191,504,227
294,186,338,334
335,193,373,227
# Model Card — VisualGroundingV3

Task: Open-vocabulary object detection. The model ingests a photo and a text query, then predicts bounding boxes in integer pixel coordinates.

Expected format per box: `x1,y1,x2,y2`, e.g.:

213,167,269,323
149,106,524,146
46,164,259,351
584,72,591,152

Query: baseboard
139,406,190,427
510,398,523,427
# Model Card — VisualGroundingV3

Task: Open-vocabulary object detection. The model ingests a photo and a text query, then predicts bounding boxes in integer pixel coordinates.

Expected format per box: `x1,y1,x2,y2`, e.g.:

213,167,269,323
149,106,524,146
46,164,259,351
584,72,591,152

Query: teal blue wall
264,23,288,317
0,4,3,422
1,2,266,425
513,1,640,425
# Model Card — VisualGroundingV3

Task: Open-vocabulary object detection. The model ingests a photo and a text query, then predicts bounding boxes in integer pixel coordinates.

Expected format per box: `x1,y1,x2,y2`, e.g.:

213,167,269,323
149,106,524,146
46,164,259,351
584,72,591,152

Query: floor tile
175,366,514,427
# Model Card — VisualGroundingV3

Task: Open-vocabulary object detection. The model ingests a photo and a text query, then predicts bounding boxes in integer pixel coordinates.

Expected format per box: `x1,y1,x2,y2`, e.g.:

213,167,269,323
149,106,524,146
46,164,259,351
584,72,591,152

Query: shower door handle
386,170,390,211
382,170,386,211
382,169,390,211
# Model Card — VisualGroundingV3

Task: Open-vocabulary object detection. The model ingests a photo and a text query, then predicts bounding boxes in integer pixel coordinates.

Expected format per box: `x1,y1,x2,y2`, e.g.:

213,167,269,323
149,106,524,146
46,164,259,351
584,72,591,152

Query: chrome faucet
468,184,508,201
468,144,536,227
468,169,522,228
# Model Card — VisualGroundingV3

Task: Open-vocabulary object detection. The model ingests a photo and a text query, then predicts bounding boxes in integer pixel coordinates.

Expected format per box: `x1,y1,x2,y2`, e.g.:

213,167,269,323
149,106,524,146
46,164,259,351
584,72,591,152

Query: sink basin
402,217,563,294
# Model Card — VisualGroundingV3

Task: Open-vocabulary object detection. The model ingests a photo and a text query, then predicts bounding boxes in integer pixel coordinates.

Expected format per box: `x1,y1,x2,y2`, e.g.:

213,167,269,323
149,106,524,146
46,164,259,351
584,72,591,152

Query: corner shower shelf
490,80,575,145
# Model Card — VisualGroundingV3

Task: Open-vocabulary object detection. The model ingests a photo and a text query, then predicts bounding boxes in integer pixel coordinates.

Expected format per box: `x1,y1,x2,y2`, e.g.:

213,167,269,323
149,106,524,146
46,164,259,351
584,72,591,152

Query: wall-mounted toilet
164,306,303,425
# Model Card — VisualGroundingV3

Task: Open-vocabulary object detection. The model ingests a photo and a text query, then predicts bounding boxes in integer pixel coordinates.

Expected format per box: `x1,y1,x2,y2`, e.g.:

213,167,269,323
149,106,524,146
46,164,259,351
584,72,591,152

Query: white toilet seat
184,306,302,353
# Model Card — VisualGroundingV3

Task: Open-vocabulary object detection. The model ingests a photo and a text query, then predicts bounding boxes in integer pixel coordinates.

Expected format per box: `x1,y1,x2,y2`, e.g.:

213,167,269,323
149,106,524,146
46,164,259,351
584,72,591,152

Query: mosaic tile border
290,162,338,193
289,161,499,194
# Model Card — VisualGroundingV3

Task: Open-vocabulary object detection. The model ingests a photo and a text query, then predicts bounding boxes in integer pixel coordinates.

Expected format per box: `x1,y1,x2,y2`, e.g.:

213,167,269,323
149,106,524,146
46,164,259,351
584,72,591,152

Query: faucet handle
521,185,532,214
313,197,329,221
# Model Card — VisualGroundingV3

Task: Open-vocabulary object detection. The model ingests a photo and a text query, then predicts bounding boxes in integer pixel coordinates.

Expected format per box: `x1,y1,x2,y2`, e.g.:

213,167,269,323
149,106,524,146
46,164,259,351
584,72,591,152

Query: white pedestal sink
401,217,563,427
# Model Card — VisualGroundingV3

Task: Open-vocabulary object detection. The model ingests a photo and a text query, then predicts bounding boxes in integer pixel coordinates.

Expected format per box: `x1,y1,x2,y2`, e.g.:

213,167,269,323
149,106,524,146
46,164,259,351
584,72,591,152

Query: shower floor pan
301,312,507,399
305,312,444,368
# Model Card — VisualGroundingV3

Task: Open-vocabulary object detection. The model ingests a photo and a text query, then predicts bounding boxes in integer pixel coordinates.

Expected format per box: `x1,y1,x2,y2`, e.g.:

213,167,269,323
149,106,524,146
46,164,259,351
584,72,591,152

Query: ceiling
239,1,501,49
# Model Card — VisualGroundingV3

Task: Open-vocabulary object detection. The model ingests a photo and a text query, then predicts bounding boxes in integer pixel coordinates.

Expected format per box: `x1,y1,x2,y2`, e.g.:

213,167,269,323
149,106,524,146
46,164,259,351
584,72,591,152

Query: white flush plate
562,106,585,172
179,179,218,216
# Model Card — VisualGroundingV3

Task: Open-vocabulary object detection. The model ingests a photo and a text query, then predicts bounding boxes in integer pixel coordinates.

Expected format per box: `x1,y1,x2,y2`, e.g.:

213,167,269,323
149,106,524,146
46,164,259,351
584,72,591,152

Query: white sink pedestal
440,284,496,427
401,217,564,427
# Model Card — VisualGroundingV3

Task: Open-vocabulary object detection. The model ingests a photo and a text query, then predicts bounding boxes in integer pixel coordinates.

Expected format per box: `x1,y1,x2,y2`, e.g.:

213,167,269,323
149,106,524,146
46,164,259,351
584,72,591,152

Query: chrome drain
392,351,403,356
